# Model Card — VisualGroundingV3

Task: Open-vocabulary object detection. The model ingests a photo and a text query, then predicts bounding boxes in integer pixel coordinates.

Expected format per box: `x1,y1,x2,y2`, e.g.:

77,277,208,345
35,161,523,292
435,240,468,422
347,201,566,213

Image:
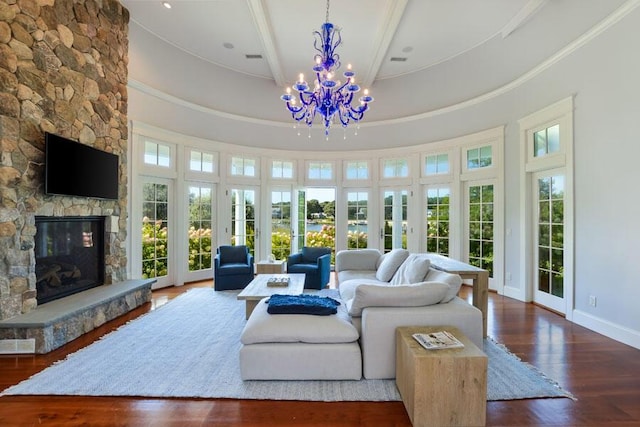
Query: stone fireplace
0,0,130,322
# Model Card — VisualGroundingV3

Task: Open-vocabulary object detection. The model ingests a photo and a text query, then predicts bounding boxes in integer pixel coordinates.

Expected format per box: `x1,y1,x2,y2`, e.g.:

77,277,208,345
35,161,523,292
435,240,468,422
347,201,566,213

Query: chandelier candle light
280,0,373,139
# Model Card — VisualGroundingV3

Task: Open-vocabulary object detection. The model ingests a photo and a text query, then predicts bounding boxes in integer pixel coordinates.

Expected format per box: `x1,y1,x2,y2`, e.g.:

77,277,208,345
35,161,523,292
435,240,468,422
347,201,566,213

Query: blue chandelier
280,0,373,138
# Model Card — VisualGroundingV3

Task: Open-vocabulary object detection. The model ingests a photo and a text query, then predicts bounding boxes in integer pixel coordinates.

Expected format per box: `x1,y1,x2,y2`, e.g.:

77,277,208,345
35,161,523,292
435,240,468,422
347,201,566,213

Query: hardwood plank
1,279,639,426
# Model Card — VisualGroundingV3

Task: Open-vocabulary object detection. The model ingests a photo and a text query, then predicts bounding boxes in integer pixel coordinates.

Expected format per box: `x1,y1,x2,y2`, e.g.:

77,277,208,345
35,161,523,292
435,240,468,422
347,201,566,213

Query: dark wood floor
1,279,639,426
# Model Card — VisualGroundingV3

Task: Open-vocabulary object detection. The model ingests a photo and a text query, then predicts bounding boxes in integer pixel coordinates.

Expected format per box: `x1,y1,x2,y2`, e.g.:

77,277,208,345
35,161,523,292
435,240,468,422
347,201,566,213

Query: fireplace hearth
35,216,106,305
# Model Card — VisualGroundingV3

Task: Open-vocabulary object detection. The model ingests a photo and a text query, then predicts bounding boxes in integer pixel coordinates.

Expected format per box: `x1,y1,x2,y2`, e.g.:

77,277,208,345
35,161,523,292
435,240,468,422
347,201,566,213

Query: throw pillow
375,248,409,282
347,281,449,317
389,254,431,285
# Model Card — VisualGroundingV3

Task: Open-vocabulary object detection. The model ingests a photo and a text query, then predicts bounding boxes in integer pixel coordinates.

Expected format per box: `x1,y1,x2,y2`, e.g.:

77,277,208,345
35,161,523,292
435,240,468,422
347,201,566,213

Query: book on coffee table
412,331,465,350
266,277,290,287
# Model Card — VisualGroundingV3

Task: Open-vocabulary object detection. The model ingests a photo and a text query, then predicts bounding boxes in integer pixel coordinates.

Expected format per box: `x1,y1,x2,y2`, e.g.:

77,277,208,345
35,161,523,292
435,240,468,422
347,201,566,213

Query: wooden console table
423,253,489,337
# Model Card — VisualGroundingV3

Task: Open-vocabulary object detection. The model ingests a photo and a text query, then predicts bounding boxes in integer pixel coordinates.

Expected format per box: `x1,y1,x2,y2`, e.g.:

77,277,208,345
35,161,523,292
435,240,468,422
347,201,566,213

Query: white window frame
270,159,296,181
518,96,574,317
230,155,258,178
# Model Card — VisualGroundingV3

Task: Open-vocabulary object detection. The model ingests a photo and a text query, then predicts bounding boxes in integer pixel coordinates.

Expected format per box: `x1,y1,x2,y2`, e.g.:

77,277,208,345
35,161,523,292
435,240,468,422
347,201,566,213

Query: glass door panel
534,173,565,313
230,188,257,258
347,191,369,249
467,184,494,277
187,184,213,273
305,188,336,262
382,189,408,253
271,189,292,261
426,187,450,256
141,180,172,288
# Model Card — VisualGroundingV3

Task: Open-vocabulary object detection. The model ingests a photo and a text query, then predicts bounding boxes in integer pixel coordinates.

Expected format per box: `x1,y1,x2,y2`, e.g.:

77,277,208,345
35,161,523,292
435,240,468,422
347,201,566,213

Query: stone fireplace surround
0,1,149,353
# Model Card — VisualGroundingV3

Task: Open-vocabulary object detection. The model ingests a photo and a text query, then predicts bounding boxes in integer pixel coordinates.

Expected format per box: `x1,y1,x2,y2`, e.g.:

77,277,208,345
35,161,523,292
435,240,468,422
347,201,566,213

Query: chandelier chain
325,0,330,24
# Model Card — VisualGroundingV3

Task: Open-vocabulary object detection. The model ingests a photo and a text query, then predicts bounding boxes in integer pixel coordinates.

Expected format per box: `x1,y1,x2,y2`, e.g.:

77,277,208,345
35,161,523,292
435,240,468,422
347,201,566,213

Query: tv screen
45,132,119,200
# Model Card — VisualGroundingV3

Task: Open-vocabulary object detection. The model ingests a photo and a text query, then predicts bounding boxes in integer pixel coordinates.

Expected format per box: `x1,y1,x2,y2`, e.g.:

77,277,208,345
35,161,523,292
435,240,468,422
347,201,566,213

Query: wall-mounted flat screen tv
45,132,119,200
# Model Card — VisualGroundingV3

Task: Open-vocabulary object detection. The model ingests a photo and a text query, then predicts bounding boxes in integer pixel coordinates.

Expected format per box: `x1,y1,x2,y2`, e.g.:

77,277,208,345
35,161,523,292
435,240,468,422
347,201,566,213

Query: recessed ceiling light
402,46,413,53
223,42,234,49
162,2,172,9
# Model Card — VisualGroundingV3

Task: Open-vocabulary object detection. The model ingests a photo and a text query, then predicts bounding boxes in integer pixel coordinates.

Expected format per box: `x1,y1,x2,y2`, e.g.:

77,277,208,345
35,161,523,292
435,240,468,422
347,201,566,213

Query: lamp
280,0,373,139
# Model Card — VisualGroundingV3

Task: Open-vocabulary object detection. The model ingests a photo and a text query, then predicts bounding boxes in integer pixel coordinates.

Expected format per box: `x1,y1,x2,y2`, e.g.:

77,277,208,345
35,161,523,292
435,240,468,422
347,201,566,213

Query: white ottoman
240,297,362,380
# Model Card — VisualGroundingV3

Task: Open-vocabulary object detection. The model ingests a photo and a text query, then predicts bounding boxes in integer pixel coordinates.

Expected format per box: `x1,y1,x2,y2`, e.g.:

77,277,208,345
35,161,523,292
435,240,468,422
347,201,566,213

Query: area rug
1,288,574,401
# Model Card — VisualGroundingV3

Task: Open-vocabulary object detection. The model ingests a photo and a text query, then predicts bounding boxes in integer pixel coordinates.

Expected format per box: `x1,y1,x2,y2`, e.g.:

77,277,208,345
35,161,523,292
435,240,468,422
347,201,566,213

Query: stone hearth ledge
0,279,155,354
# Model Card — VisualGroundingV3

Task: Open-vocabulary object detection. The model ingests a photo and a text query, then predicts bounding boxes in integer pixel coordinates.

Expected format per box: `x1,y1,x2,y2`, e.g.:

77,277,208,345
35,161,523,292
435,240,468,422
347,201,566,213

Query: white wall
126,7,640,348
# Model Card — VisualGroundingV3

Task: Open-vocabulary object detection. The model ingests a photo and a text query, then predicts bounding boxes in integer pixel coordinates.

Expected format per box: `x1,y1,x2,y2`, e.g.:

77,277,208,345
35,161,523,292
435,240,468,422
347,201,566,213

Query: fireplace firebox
34,216,106,305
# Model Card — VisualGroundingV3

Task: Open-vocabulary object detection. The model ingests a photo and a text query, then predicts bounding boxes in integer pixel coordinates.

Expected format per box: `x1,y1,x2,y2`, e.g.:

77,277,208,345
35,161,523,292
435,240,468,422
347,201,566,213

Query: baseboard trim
572,309,640,350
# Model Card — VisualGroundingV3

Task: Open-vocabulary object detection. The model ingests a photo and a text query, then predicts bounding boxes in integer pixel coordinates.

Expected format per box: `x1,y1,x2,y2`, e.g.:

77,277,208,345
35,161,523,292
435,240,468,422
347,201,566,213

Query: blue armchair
287,246,331,289
214,245,254,290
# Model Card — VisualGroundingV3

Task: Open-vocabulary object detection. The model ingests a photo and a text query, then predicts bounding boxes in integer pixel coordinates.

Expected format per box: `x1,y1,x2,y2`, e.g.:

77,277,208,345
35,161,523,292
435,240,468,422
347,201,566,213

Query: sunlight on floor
151,295,169,310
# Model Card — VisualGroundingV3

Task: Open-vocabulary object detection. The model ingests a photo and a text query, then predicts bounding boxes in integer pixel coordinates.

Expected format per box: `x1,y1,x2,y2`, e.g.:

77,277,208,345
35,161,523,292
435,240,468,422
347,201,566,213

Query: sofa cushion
375,248,409,282
337,270,378,285
219,245,247,264
241,297,359,344
425,269,463,302
346,281,449,317
389,254,431,285
339,278,387,302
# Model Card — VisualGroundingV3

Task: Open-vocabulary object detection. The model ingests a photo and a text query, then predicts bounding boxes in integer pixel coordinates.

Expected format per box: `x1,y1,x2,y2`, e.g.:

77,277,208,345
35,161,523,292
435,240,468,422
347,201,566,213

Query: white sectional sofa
336,248,483,379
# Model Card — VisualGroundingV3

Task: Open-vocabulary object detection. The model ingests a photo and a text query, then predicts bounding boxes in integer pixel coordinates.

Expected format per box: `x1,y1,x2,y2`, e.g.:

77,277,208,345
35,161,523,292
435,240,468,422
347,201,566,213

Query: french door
140,177,174,289
533,171,566,314
184,182,215,283
464,180,496,288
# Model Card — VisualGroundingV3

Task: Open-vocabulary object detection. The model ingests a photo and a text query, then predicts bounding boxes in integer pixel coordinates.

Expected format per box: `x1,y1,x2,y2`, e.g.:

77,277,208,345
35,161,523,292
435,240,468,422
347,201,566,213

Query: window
383,158,409,178
272,160,294,179
231,156,256,177
345,161,369,180
534,124,560,158
144,140,171,167
308,162,333,180
189,150,215,173
425,154,449,175
467,146,492,169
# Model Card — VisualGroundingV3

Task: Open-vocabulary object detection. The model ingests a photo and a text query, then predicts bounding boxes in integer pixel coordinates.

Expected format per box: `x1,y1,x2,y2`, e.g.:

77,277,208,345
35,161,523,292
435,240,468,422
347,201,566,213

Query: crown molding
128,0,640,129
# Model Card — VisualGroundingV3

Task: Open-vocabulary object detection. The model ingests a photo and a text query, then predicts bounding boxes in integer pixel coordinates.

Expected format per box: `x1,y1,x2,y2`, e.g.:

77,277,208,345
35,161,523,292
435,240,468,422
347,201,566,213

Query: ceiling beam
501,0,548,38
247,0,286,86
361,0,408,89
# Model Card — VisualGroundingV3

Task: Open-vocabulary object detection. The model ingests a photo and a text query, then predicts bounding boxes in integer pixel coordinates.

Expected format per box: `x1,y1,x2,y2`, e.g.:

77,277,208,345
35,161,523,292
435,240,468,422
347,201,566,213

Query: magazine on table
412,331,465,350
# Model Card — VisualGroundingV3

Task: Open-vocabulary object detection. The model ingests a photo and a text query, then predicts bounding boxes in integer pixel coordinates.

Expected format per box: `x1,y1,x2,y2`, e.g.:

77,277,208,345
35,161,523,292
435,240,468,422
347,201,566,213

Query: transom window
231,156,256,177
308,161,333,180
425,154,449,175
467,146,492,169
534,124,560,158
189,150,215,173
345,161,369,180
144,140,171,167
271,160,294,179
383,158,409,178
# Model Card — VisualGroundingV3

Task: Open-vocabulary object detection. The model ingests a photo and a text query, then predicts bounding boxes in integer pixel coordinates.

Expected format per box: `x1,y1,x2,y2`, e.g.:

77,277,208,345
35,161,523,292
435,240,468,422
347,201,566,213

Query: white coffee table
237,273,305,319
